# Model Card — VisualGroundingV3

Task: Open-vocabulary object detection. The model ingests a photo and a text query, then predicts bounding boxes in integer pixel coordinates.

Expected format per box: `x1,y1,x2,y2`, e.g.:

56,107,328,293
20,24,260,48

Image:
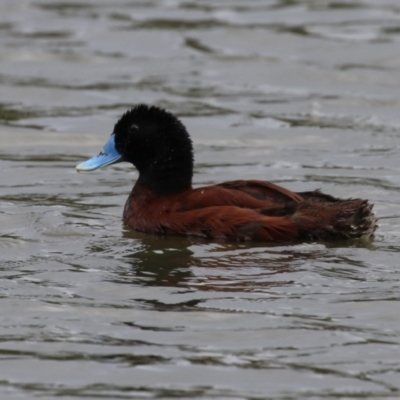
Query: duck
76,104,377,242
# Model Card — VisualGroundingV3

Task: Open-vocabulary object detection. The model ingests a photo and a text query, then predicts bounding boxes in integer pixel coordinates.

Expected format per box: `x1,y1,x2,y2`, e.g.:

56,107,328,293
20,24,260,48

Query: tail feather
328,199,377,240
292,193,378,241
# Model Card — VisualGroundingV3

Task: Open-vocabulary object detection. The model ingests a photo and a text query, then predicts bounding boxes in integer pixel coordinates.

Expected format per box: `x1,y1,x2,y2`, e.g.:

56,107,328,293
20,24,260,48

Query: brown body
123,180,376,242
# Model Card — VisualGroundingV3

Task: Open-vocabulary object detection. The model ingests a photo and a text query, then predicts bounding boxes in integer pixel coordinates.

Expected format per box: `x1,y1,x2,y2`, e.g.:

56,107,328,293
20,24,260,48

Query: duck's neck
136,151,193,195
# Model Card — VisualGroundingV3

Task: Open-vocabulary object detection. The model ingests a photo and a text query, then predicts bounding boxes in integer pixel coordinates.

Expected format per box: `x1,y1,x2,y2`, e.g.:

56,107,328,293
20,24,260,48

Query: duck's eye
128,124,139,133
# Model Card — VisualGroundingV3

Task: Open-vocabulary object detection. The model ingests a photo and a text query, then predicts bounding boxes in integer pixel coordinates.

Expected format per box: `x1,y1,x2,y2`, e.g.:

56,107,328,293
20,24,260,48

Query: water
1,0,400,398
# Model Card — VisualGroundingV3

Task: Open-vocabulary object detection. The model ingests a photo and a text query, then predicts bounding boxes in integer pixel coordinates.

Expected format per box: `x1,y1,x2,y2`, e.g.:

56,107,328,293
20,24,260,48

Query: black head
113,104,194,194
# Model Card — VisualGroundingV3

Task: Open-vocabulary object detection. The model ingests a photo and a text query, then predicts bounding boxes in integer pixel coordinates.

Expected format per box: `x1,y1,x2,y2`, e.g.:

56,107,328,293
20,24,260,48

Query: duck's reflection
121,229,196,286
120,228,327,291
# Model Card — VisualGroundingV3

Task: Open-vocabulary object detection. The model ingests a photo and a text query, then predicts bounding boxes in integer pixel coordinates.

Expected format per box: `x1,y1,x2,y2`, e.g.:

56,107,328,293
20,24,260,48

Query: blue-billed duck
76,104,377,242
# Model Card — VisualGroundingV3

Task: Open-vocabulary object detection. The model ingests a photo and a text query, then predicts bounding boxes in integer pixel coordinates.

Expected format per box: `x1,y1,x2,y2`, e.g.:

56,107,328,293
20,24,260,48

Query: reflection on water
1,0,400,399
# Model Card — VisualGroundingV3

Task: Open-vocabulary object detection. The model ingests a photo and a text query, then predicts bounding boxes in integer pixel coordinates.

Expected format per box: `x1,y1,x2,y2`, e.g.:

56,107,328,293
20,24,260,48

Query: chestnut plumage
76,104,377,242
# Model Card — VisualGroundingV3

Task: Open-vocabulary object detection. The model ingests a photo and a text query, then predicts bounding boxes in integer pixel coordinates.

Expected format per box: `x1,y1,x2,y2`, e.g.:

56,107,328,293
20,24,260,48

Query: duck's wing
217,180,304,203
160,206,299,241
177,180,303,212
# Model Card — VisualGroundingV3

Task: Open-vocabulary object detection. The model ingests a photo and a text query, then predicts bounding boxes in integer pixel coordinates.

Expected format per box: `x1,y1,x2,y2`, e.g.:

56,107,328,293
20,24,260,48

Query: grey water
1,1,400,399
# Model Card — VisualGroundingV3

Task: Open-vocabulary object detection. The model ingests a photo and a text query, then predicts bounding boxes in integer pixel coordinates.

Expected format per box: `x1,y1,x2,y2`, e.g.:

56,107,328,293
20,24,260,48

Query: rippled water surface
2,1,400,399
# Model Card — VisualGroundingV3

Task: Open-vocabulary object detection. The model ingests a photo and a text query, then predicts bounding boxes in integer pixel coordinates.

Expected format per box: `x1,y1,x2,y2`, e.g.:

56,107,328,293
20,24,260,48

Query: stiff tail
293,191,378,241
